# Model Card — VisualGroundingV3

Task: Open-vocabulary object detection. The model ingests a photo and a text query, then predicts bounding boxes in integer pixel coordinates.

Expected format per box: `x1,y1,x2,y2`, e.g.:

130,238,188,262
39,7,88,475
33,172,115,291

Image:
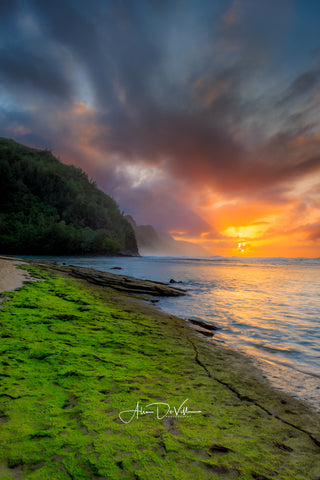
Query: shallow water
24,255,320,410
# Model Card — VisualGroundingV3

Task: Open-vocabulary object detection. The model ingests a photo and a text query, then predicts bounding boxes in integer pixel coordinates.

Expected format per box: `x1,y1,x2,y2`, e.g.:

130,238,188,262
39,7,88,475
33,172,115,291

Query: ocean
24,255,320,411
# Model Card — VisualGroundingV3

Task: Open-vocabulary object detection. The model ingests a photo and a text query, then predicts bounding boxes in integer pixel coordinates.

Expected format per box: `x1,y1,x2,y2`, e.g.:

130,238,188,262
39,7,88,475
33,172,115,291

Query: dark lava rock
188,319,219,331
39,264,186,297
209,444,233,454
252,474,272,480
194,328,213,337
274,442,294,452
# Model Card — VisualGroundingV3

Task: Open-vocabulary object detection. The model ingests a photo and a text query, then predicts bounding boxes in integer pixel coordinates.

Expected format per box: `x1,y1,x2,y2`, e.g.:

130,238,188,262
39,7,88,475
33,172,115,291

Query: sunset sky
1,0,320,257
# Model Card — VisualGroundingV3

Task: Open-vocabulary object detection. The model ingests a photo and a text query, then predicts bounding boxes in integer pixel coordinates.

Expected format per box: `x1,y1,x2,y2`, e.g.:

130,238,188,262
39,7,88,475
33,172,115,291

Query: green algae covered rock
0,264,319,479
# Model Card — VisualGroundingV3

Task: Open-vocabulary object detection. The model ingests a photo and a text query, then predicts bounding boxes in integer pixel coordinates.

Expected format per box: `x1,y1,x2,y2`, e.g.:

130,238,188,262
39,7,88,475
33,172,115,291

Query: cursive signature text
119,398,201,424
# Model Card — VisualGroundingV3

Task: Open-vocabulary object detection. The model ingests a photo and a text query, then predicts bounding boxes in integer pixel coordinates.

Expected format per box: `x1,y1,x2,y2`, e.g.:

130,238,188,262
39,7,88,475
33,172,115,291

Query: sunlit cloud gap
1,0,320,256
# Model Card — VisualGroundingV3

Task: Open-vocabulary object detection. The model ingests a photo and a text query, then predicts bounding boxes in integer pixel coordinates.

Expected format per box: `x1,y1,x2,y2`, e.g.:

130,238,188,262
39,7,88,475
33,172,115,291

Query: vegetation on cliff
0,138,138,255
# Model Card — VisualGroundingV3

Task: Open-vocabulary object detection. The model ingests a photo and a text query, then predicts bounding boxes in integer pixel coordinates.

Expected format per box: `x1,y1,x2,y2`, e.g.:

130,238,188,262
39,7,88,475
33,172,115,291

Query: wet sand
0,257,37,293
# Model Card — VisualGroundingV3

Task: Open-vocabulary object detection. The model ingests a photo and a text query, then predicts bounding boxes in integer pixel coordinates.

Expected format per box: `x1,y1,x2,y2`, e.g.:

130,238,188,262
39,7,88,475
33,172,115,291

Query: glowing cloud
1,1,320,257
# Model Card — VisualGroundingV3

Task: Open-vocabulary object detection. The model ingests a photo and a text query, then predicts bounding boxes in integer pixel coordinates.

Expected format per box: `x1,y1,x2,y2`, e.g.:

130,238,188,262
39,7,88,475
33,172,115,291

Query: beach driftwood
36,263,186,297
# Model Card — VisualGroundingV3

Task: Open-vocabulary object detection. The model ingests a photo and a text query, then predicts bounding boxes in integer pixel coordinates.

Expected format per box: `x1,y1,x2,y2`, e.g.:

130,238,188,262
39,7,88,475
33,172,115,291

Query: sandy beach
0,257,37,293
0,257,320,479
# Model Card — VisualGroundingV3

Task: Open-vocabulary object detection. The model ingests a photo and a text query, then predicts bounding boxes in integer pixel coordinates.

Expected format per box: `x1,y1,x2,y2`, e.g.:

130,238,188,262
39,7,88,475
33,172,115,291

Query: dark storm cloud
289,70,320,96
279,69,320,106
2,0,320,233
0,0,18,17
27,0,166,111
93,105,320,196
0,46,73,100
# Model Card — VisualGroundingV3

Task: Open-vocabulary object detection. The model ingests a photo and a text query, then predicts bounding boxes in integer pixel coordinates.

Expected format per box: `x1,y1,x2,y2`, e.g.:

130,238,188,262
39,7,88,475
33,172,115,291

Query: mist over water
25,255,320,410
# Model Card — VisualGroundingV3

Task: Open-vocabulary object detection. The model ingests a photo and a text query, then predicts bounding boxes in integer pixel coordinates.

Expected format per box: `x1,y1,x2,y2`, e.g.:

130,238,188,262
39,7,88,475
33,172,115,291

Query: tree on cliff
0,138,138,255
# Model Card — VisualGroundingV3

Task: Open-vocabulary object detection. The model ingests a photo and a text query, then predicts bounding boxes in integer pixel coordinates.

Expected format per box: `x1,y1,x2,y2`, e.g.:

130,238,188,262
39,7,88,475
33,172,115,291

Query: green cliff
0,138,138,255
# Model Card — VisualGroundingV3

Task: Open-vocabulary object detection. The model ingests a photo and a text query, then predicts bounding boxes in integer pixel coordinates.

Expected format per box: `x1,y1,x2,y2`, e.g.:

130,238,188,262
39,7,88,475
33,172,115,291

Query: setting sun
237,241,247,253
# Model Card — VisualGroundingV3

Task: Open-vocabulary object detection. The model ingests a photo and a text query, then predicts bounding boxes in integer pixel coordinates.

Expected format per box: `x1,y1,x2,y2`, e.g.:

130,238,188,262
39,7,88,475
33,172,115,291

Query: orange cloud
178,181,320,257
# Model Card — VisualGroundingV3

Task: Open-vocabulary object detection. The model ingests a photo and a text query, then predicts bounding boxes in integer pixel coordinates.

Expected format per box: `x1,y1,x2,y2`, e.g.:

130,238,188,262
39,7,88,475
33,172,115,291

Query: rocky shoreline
32,262,187,297
0,257,320,479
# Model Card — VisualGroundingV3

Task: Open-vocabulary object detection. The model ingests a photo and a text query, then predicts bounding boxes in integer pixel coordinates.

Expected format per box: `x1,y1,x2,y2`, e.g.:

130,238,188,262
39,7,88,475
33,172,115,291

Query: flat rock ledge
35,263,186,297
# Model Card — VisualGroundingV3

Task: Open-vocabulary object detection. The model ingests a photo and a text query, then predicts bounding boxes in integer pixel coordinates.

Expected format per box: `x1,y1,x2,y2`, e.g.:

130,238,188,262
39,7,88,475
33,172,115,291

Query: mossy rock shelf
0,262,319,479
